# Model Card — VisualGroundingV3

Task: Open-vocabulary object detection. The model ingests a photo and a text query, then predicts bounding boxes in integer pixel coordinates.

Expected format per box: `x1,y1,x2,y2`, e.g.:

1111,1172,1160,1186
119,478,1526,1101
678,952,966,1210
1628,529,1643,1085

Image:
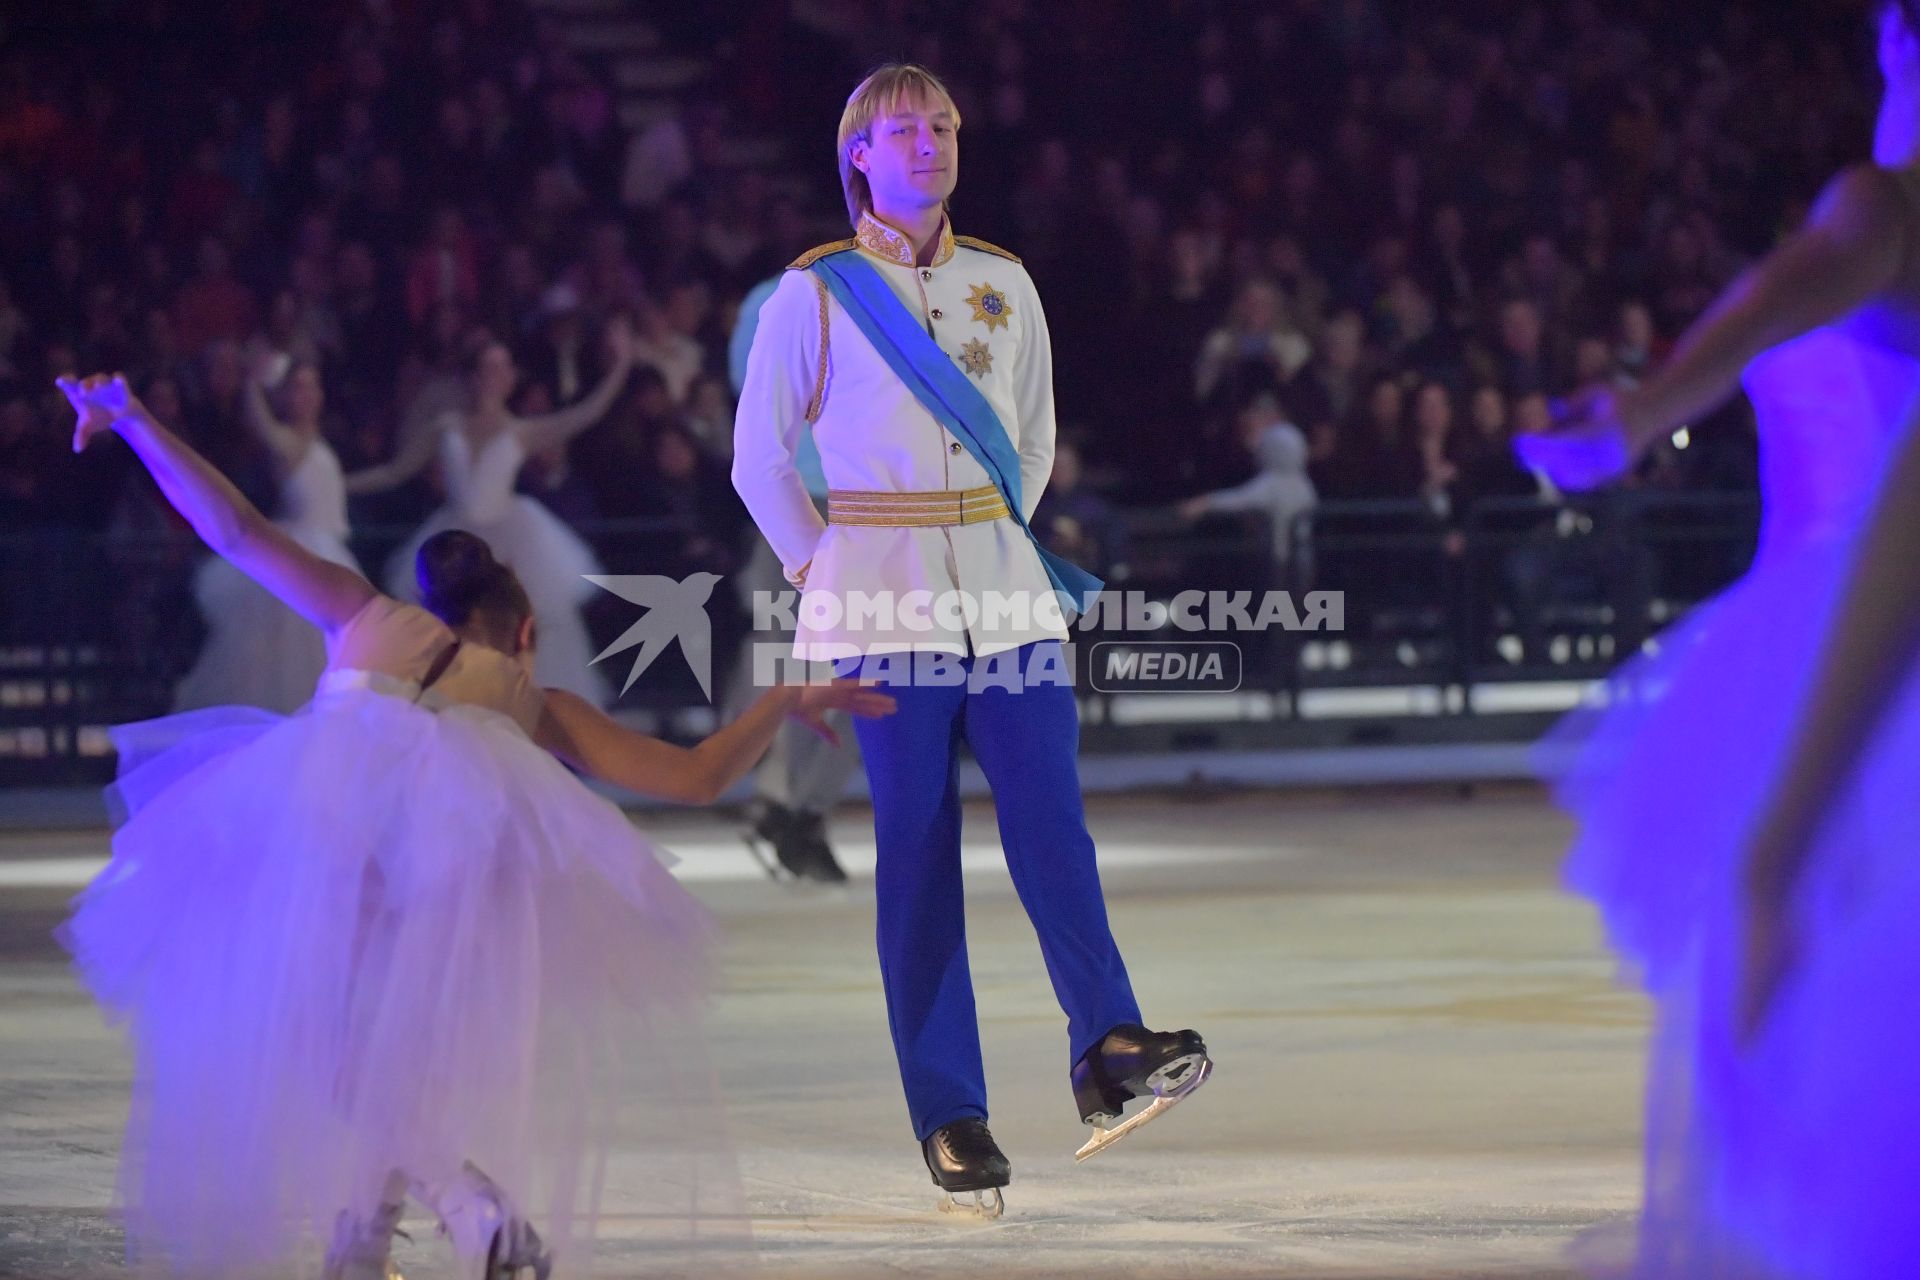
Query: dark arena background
0,0,1899,1276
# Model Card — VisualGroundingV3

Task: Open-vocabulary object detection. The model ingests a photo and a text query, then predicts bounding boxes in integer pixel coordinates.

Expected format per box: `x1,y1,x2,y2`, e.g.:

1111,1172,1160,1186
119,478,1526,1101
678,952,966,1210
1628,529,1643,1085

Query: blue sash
808,250,1103,611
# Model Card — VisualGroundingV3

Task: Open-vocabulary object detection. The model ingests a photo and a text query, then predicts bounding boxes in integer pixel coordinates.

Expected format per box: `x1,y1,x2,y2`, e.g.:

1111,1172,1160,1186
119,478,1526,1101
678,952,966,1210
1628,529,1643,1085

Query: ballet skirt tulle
1541,504,1920,1275
62,674,738,1277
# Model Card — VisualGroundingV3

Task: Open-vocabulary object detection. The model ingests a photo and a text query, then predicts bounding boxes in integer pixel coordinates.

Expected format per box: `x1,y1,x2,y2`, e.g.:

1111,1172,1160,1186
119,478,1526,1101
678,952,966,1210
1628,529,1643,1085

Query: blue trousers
844,641,1143,1140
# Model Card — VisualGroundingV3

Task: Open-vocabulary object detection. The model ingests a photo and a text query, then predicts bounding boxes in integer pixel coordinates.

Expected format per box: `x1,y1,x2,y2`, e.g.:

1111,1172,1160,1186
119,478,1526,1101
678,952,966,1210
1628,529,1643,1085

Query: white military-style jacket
732,211,1069,660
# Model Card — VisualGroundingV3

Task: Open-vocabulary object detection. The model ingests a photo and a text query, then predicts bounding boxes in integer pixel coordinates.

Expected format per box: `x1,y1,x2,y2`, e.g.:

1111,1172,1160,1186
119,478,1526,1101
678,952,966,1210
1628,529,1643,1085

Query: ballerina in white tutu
174,355,361,713
55,372,892,1280
350,320,636,706
1520,3,1920,1271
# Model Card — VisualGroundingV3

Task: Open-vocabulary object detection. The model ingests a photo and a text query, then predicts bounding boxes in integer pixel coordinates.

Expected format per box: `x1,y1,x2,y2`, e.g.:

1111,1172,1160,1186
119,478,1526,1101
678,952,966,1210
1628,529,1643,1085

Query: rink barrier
0,496,1758,784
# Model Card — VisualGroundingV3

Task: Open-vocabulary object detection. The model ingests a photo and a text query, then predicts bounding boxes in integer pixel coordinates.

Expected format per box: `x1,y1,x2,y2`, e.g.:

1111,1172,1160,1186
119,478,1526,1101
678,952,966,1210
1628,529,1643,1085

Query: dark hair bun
417,529,509,625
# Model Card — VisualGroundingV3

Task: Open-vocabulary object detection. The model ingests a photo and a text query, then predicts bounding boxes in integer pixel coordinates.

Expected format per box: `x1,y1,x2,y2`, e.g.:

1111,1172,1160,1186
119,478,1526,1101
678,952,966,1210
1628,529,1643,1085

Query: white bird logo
585,572,723,699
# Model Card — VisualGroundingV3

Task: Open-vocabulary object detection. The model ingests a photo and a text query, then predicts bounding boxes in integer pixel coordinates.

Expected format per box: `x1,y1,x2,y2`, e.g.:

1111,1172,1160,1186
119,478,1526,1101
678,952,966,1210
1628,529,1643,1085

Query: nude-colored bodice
323,596,545,735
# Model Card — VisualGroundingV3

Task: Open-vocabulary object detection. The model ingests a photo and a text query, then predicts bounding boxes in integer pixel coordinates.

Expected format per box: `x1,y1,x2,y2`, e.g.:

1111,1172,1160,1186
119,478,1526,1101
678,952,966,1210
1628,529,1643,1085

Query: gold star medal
958,338,993,378
965,283,1013,332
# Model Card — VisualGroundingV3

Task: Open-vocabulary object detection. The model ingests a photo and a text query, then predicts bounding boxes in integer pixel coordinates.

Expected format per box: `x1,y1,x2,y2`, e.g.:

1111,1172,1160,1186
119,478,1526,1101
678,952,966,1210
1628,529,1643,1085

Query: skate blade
1073,1055,1212,1163
936,1187,1005,1220
739,833,792,882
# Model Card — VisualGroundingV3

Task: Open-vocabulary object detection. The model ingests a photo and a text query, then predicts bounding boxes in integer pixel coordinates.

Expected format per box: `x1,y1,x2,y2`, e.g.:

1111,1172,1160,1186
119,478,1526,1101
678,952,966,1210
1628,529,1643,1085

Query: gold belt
827,485,1011,527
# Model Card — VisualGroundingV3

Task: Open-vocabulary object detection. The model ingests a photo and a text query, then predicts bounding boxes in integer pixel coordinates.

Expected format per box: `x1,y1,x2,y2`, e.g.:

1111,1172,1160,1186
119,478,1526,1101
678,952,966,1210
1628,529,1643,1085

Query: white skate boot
426,1162,553,1280
323,1185,410,1280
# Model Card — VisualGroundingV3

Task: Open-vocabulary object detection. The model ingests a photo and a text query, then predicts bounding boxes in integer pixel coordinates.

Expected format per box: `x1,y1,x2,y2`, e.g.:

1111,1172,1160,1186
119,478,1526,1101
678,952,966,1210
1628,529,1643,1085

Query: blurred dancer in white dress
56,372,891,1280
1521,3,1920,1271
352,320,635,704
174,356,360,712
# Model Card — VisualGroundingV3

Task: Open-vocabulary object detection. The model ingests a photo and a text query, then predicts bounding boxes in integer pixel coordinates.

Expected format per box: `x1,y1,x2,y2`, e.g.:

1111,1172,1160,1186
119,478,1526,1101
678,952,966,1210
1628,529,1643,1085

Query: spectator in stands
1290,308,1371,440
1380,273,1460,388
1323,373,1418,502
681,373,735,461
403,207,481,327
0,274,27,379
566,219,647,325
1194,277,1312,409
172,236,257,357
0,0,1820,703
1034,438,1131,581
1178,393,1318,573
1487,296,1557,400
1613,299,1661,386
521,284,602,410
1411,381,1461,519
0,382,57,527
634,420,744,578
633,281,710,406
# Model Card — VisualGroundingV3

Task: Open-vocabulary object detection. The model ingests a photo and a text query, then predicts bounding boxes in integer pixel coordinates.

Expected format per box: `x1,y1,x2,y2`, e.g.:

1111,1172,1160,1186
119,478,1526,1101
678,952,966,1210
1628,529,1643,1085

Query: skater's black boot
746,803,816,880
1070,1023,1213,1161
793,810,850,884
921,1117,1010,1218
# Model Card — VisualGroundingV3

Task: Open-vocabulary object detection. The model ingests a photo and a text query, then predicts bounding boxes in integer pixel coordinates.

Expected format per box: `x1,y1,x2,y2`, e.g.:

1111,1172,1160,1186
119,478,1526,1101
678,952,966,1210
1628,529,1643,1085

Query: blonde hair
836,63,961,226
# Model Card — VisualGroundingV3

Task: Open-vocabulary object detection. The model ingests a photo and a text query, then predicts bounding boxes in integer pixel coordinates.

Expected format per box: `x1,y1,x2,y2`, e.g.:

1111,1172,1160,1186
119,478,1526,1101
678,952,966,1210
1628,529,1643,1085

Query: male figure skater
733,64,1211,1216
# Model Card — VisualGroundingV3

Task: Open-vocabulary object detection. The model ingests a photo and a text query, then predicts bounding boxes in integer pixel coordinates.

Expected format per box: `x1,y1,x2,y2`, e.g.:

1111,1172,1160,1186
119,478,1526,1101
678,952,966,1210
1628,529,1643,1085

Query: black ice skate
1071,1023,1213,1161
740,803,814,881
921,1117,1010,1219
792,810,850,884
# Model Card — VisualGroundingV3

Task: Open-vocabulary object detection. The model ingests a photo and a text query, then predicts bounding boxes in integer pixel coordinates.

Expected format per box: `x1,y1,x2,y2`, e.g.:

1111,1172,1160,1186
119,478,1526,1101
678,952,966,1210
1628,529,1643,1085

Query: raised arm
242,359,309,469
515,318,637,455
62,375,375,631
1637,170,1911,433
1193,329,1233,404
1522,165,1917,488
345,406,448,495
1184,471,1280,519
533,679,895,805
732,270,830,585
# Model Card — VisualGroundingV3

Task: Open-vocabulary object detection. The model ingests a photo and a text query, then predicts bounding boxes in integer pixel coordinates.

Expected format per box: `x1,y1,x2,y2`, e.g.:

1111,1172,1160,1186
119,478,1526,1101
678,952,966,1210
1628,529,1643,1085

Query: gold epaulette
954,235,1022,264
788,239,858,270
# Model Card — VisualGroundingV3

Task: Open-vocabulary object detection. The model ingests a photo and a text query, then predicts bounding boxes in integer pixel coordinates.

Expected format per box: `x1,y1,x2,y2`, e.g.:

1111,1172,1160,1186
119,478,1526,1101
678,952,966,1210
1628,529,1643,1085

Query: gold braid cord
805,273,830,423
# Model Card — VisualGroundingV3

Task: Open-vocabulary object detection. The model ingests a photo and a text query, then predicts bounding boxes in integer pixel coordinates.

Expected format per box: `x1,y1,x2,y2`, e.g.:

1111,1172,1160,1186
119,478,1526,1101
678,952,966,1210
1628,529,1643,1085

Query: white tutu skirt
386,498,611,706
175,526,360,715
63,683,736,1277
1541,528,1920,1278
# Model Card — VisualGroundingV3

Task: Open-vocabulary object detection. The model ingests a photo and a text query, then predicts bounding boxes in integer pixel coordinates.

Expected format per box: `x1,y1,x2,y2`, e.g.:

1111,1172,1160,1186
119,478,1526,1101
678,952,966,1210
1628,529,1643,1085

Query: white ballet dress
1542,312,1920,1277
66,596,732,1277
174,439,361,714
385,423,611,705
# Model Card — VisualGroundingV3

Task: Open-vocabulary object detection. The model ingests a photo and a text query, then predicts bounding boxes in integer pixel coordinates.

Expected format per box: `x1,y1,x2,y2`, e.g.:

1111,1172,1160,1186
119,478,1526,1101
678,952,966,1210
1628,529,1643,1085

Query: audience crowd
0,0,1863,643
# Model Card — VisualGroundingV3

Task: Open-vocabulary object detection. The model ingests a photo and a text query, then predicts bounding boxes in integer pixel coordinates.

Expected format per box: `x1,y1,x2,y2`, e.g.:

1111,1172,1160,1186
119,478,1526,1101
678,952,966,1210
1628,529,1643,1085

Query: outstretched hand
789,678,897,747
1511,387,1638,491
57,373,140,453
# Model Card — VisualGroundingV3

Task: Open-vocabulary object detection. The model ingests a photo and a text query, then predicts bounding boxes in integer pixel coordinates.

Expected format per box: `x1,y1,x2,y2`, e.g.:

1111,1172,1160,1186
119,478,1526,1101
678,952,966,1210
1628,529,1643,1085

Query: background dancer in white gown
174,357,361,712
54,372,892,1280
351,320,636,705
1520,2,1920,1270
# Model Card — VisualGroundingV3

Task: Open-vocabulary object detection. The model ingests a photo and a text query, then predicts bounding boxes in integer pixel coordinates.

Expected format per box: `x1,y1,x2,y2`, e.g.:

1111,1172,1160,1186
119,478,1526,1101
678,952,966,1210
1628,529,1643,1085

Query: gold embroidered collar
855,210,956,269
